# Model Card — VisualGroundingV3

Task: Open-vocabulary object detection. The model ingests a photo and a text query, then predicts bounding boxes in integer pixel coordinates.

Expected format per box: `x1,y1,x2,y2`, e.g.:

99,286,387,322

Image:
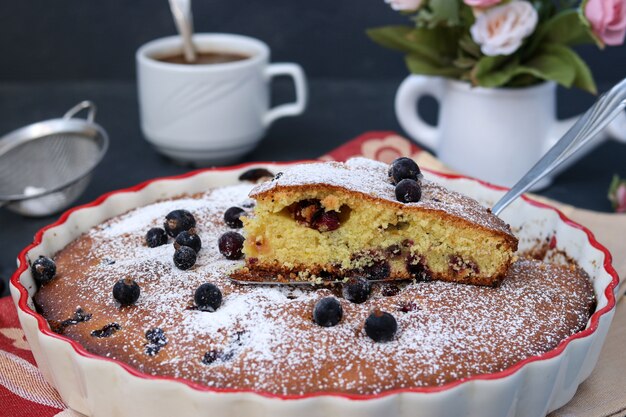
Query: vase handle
394,75,445,151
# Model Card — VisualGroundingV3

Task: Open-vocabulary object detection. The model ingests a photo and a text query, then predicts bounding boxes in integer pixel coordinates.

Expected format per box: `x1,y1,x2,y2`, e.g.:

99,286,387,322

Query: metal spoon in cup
168,0,196,63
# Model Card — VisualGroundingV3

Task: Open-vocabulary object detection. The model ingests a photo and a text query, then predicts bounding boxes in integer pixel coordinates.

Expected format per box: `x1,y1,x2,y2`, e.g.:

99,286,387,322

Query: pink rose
470,1,538,56
464,0,501,8
384,0,423,11
609,176,626,212
584,0,626,46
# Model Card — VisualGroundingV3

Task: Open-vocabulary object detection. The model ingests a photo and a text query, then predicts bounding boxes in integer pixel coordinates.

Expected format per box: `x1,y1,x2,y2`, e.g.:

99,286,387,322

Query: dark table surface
1,79,625,297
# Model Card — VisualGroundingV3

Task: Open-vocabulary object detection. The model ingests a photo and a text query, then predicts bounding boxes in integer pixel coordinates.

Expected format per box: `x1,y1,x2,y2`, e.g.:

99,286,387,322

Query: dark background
0,1,625,296
0,0,624,82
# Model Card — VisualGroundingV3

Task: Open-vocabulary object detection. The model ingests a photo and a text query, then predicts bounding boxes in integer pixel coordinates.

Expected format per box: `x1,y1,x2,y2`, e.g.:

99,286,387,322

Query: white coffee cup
136,33,308,165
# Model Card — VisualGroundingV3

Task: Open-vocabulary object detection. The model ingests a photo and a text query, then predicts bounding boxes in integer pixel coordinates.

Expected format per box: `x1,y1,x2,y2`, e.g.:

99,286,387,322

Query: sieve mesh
0,132,101,198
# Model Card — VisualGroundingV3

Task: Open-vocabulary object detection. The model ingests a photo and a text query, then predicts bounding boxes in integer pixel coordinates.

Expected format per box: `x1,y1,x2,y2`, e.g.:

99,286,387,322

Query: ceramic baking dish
10,162,619,417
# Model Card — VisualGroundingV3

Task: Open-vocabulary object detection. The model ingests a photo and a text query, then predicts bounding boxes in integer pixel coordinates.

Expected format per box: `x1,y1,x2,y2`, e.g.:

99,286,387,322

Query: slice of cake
234,157,518,286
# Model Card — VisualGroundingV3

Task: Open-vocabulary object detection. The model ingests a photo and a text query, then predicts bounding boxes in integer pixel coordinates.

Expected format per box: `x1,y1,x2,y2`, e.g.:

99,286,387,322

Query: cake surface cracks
33,182,595,396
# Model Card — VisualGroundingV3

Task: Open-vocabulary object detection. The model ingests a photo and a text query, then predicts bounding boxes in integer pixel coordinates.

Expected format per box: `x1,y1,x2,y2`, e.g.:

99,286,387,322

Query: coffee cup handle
395,75,445,150
263,63,308,127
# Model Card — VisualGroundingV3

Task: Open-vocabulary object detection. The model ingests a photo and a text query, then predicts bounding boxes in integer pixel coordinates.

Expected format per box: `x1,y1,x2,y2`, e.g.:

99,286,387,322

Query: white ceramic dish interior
10,162,619,417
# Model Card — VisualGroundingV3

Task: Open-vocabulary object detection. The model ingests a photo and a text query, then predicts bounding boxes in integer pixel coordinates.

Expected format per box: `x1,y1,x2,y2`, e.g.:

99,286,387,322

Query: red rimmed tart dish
10,160,619,417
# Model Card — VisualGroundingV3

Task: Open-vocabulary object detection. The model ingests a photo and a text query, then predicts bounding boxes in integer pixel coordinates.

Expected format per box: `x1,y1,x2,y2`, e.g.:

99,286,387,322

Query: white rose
470,1,538,56
384,0,423,11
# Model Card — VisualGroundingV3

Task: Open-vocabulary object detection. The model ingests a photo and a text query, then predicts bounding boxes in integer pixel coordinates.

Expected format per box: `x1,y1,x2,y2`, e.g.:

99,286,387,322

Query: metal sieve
0,101,109,217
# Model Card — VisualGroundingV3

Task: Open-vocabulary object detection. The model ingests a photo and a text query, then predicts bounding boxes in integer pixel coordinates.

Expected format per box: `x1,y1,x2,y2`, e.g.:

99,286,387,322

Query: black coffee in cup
155,51,249,65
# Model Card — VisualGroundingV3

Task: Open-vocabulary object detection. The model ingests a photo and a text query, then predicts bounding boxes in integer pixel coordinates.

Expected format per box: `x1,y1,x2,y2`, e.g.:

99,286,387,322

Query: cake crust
239,158,518,286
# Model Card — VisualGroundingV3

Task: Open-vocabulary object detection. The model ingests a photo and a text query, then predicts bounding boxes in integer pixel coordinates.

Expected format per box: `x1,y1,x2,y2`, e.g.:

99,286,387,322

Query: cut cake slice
234,157,518,286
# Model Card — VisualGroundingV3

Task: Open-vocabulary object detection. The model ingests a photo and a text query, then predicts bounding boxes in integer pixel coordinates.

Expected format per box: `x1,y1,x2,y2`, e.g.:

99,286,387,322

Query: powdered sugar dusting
35,183,594,396
251,157,513,236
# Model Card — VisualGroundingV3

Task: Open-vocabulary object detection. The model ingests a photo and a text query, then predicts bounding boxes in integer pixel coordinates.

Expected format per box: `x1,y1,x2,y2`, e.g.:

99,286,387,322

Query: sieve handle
63,101,97,123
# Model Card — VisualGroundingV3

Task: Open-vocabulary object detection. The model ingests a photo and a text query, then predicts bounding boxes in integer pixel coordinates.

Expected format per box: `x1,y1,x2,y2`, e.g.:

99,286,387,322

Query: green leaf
458,3,476,26
535,44,597,93
416,0,461,28
519,46,576,87
506,73,544,87
541,10,596,45
368,24,466,79
405,55,465,77
525,9,597,57
453,56,477,69
472,44,597,93
412,26,462,59
533,0,557,22
367,26,446,66
471,55,519,87
366,26,419,54
519,44,596,93
459,35,481,58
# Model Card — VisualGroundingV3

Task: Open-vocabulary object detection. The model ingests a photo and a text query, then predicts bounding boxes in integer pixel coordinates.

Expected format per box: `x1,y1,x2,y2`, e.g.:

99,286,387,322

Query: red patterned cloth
319,131,422,163
0,131,421,417
0,296,70,416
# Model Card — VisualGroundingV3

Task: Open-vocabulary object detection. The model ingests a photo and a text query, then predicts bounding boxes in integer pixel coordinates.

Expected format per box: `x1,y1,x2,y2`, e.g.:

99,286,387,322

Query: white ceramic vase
395,75,626,189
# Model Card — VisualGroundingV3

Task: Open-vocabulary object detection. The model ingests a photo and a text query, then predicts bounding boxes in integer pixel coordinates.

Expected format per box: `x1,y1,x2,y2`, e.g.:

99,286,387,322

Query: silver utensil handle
63,101,97,123
492,78,626,216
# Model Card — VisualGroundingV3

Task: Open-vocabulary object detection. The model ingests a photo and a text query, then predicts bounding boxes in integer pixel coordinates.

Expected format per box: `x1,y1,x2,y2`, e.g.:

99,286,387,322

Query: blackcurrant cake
31,159,596,396
235,157,518,286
